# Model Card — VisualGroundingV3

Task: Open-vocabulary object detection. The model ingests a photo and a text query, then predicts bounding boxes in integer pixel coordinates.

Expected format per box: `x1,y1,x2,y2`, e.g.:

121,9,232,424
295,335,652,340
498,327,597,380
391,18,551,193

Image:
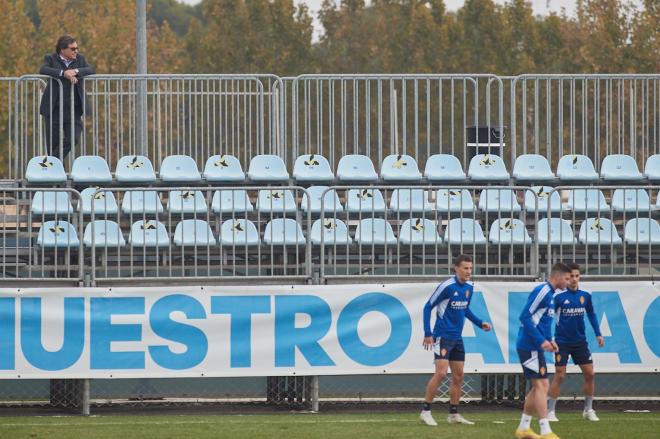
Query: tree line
0,0,658,78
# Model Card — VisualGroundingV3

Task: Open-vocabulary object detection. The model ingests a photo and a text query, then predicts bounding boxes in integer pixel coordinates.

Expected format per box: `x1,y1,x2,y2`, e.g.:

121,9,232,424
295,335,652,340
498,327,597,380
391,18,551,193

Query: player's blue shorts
555,341,592,366
517,349,548,379
433,337,465,362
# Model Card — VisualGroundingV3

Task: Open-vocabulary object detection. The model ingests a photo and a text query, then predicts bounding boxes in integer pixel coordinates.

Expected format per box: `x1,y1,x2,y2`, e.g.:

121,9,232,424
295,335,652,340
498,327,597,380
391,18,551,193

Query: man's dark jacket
39,52,95,117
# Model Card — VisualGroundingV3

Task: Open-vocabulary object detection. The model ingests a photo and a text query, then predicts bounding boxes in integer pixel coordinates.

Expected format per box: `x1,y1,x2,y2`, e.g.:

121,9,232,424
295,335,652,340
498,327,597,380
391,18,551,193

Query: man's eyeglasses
67,46,79,52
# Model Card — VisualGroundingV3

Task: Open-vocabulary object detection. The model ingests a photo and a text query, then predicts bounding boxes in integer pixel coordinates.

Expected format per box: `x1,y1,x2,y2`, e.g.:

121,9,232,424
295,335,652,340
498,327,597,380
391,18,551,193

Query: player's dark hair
453,254,472,267
567,262,580,272
550,262,571,275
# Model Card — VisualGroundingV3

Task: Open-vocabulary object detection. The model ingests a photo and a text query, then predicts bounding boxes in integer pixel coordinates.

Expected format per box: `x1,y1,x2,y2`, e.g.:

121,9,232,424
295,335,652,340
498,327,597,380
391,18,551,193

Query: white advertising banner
0,282,658,378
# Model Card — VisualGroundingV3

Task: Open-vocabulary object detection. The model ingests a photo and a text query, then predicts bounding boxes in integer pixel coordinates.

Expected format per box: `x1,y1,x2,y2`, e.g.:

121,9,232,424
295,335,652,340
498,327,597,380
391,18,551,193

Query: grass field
0,410,657,439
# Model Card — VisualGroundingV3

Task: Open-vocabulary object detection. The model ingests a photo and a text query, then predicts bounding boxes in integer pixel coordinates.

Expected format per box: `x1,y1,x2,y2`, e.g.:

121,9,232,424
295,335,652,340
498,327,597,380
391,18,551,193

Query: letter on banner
91,297,145,369
149,294,208,370
0,298,15,370
275,295,335,367
21,297,84,371
462,291,505,363
337,292,411,366
591,292,641,363
643,296,660,358
211,296,271,368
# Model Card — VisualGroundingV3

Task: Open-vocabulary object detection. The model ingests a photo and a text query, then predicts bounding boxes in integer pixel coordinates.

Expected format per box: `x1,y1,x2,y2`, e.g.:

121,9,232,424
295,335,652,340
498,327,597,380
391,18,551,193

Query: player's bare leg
547,366,566,421
420,359,449,426
580,363,599,421
446,360,474,424
517,378,560,439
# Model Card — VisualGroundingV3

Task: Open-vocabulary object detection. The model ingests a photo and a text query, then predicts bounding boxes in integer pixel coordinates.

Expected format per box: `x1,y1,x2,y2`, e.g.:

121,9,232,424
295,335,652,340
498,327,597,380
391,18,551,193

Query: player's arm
464,301,489,331
586,295,604,347
422,285,447,348
519,291,551,350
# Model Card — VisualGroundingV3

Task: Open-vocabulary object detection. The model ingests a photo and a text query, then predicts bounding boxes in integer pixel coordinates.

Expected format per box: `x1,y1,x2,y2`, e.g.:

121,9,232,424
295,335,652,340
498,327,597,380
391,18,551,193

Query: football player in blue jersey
420,254,492,427
514,262,571,439
547,263,604,422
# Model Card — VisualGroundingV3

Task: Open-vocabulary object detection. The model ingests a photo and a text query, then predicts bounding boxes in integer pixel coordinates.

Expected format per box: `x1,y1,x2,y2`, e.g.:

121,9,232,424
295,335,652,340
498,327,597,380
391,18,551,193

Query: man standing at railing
547,262,604,423
420,254,492,427
39,35,95,159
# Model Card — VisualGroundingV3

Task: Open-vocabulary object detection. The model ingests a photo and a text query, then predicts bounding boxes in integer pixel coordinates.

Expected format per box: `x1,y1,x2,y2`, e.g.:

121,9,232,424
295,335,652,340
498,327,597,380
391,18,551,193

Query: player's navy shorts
517,349,548,379
555,341,592,366
433,337,465,362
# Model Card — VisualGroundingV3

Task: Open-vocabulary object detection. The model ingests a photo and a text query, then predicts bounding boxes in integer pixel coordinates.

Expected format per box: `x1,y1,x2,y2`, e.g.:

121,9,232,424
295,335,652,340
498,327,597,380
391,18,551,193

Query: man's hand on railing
64,69,78,84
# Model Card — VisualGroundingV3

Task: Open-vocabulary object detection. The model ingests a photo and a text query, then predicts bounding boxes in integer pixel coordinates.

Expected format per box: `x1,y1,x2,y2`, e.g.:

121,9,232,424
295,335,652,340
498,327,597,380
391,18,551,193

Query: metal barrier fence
10,74,284,180
543,185,660,278
1,185,658,282
510,75,660,168
85,186,312,283
0,188,83,282
290,74,505,170
318,185,540,280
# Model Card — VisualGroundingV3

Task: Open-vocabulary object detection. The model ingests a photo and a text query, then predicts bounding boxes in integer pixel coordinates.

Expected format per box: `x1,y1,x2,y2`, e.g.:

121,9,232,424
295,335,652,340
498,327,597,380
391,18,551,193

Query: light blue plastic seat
310,218,352,246
37,221,80,248
301,186,344,214
524,186,562,214
203,155,245,182
211,190,254,214
381,154,422,181
512,154,555,181
167,190,208,214
536,218,575,246
624,218,660,245
31,191,73,215
611,189,651,213
83,220,126,248
25,156,67,183
600,154,643,181
173,219,216,246
399,218,442,246
219,219,260,246
115,155,157,183
263,218,305,246
644,154,660,181
389,189,434,213
160,155,201,182
489,219,531,245
556,154,599,181
80,187,118,215
566,189,610,213
121,191,164,215
579,217,622,245
435,189,475,213
293,154,334,183
443,218,486,245
354,218,397,245
128,220,170,248
424,154,466,182
467,154,510,182
346,188,386,213
336,154,378,182
257,189,297,214
478,189,521,213
248,155,289,183
71,155,112,184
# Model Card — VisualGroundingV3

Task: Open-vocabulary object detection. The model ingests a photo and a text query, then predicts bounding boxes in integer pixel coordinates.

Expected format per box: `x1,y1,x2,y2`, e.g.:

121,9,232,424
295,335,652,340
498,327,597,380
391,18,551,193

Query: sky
180,0,643,42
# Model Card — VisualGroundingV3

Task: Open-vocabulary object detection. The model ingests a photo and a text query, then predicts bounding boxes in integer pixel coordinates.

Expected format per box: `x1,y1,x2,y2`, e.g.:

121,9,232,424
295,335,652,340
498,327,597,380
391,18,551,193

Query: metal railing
0,188,83,282
510,75,660,168
291,74,505,170
543,185,660,278
87,186,312,283
318,185,540,280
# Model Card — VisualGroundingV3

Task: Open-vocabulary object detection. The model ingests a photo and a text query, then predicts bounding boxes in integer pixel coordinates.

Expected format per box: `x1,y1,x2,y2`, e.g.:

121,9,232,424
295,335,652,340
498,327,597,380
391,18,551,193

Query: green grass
0,410,657,439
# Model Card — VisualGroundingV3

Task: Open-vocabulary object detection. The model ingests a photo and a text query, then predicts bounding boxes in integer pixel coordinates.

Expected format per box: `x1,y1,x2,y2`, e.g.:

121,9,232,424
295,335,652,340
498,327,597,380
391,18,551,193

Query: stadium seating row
29,187,660,216
25,152,660,185
36,216,660,249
